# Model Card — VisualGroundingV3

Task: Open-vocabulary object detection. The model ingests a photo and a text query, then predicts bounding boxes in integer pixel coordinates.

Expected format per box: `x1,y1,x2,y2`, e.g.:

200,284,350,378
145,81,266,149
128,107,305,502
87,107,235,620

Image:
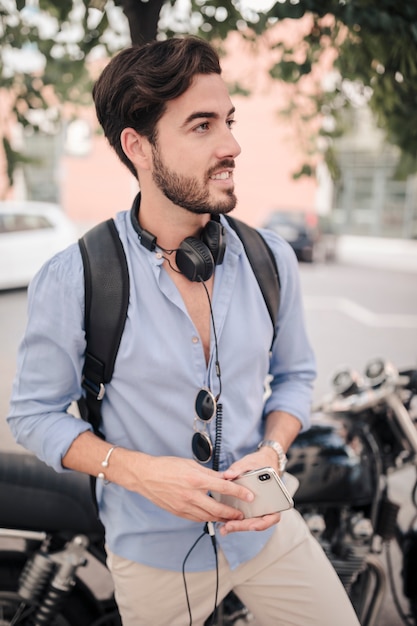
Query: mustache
207,159,235,178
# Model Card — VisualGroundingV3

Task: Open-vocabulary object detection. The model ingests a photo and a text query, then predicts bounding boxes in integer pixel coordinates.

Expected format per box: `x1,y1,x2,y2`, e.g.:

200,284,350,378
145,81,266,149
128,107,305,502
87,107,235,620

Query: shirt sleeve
7,243,93,472
260,229,317,431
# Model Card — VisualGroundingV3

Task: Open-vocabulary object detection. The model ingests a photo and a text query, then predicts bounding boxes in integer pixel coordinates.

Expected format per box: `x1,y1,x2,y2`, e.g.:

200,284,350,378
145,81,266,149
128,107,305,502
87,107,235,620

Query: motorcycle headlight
331,367,362,396
364,358,396,388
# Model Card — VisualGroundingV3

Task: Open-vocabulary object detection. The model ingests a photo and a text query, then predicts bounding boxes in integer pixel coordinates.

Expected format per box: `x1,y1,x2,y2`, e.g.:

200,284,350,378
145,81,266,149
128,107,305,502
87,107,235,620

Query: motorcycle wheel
0,551,102,626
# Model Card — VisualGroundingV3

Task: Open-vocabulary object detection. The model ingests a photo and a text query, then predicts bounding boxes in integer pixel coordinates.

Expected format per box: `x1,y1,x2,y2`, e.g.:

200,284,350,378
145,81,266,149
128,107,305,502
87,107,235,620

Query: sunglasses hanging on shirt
192,387,217,463
192,281,223,472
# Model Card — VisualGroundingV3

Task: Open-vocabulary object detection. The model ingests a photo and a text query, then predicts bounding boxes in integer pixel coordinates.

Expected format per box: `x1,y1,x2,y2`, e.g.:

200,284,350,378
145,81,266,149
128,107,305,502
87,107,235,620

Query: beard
151,143,237,216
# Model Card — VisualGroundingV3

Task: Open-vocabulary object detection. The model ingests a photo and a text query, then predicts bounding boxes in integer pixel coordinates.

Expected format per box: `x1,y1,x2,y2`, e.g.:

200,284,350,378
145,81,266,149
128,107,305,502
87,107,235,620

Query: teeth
211,171,230,180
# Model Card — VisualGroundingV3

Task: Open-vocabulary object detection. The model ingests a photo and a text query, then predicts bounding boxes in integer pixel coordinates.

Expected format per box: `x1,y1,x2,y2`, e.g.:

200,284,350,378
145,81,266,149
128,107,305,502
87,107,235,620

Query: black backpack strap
78,219,130,435
225,216,280,344
77,215,278,436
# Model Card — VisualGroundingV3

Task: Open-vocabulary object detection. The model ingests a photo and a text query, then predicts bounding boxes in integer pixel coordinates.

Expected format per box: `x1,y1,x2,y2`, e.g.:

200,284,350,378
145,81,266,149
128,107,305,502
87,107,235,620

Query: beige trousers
106,508,361,626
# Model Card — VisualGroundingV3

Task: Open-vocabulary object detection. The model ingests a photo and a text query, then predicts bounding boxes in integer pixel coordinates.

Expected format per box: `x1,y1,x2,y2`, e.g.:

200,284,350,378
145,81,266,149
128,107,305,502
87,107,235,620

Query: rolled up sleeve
7,244,92,472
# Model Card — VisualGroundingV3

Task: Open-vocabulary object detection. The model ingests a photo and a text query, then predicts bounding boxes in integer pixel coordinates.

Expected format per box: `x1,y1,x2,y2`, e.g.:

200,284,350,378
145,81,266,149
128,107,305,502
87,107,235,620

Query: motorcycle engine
304,509,374,592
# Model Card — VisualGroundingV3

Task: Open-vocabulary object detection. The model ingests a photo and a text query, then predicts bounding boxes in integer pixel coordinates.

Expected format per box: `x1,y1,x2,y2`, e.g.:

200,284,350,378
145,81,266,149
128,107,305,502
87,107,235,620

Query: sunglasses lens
192,432,212,463
195,389,215,422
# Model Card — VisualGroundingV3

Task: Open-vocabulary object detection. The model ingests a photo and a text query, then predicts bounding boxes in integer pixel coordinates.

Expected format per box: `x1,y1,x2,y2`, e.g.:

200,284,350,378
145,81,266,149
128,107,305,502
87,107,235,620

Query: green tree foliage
1,0,417,191
264,1,417,179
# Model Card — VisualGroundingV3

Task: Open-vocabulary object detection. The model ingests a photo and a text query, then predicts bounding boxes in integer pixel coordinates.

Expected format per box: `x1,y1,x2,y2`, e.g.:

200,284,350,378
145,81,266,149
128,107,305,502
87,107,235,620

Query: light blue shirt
8,209,316,572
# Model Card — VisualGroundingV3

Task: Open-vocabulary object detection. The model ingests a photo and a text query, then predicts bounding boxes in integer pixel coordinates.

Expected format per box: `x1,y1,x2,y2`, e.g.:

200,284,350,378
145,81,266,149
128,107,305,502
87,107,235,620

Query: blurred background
1,1,417,242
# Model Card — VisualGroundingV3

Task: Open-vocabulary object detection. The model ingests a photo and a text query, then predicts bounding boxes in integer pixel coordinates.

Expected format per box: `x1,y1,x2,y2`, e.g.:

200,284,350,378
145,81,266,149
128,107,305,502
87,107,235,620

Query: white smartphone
212,467,294,518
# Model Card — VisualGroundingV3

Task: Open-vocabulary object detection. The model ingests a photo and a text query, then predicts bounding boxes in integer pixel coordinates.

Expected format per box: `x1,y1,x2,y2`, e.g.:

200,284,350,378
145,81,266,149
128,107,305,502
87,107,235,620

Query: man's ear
120,128,152,171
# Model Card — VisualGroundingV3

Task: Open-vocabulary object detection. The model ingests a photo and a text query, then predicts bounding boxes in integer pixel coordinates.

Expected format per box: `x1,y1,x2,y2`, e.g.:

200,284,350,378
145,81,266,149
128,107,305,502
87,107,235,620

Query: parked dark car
262,210,319,262
262,210,339,263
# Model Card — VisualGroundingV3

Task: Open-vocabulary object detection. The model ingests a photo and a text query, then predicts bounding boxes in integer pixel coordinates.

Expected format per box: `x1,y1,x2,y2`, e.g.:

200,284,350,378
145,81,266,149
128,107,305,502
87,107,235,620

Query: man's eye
227,119,236,130
195,122,210,132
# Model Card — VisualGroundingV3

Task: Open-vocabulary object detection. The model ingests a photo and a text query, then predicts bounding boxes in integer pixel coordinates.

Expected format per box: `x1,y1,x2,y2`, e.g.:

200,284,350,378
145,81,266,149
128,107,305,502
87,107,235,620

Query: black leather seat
0,451,103,536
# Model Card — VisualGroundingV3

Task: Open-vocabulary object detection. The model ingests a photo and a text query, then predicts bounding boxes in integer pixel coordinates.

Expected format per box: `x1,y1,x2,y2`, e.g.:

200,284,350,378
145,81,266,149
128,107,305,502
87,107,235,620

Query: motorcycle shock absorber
18,535,89,626
18,544,55,604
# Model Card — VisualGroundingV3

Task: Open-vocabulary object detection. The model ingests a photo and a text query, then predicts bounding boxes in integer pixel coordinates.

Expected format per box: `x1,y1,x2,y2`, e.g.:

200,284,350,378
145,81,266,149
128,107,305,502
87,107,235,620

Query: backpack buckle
82,377,106,401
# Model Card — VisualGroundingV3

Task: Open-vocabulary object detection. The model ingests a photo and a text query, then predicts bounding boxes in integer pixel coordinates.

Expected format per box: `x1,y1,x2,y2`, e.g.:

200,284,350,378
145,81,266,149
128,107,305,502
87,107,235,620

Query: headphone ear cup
176,237,215,282
201,220,226,266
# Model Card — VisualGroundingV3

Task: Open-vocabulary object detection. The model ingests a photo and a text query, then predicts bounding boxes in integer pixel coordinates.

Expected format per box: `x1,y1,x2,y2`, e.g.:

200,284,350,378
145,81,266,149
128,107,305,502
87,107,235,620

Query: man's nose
217,129,241,160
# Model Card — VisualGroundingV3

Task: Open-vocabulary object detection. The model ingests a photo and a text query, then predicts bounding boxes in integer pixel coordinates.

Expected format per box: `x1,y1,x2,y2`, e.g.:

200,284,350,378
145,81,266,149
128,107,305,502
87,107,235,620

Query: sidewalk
336,235,417,273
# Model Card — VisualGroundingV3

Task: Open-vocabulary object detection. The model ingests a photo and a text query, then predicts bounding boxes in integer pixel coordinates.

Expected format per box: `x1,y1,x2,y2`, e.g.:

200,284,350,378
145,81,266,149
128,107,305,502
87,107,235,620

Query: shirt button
192,336,199,344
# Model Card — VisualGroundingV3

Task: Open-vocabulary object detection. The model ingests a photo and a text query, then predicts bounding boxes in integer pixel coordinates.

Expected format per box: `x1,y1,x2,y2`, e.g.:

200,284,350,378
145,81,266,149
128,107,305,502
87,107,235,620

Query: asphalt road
1,251,416,625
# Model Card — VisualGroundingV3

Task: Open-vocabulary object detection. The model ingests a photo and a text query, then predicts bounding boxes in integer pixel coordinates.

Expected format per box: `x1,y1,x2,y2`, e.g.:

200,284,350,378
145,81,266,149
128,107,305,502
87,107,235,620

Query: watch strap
257,439,288,473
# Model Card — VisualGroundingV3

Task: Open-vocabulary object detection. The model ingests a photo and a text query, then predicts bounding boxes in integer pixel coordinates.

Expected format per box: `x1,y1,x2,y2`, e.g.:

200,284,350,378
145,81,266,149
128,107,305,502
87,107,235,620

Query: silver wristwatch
257,439,288,473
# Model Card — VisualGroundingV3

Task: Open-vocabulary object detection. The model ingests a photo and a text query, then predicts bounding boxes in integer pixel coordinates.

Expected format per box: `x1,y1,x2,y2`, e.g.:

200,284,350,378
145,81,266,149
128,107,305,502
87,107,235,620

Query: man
8,37,360,626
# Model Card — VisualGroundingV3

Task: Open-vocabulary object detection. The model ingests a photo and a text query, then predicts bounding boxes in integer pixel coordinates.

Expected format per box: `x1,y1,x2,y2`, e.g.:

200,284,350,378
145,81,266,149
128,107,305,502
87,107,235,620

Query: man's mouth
210,171,232,181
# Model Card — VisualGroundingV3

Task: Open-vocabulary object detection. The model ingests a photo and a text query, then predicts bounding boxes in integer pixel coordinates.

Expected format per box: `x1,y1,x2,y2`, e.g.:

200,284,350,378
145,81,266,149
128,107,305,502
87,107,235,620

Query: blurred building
2,25,416,238
332,106,417,239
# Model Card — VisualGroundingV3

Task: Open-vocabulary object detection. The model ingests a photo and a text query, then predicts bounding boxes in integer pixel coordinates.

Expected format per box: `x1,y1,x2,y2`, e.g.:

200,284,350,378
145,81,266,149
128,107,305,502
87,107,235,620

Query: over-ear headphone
130,194,226,282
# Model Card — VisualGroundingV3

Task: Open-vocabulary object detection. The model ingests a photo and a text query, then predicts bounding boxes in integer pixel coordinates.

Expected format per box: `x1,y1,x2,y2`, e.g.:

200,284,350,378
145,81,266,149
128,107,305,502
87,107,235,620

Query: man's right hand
123,452,254,523
63,431,254,524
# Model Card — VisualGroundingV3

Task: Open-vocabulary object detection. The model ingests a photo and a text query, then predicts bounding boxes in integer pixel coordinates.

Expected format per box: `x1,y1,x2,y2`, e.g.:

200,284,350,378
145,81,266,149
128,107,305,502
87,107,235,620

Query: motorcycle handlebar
317,362,417,414
318,384,395,414
315,361,417,456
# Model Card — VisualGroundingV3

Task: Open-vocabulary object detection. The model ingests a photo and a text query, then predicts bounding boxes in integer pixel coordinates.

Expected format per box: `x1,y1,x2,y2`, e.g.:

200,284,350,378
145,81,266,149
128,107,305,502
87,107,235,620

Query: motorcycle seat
0,451,103,536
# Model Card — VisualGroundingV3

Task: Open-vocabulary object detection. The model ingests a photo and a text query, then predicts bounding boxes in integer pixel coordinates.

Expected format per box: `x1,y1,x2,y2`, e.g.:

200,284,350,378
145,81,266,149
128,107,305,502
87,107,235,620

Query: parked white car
0,201,78,290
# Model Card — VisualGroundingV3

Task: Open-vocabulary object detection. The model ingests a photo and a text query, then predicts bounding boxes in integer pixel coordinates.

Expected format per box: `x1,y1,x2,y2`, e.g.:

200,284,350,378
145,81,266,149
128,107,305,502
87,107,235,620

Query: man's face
151,73,241,216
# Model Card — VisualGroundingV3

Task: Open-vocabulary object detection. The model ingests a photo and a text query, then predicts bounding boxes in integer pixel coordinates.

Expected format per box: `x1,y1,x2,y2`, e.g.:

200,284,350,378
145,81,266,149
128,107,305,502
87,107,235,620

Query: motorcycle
0,453,120,626
0,357,416,626
286,357,417,626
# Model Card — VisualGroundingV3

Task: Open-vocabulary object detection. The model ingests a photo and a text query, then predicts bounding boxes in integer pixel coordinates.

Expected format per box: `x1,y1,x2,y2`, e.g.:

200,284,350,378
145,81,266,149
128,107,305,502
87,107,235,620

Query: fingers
135,456,274,525
137,458,249,523
218,512,281,536
180,492,245,524
209,473,255,503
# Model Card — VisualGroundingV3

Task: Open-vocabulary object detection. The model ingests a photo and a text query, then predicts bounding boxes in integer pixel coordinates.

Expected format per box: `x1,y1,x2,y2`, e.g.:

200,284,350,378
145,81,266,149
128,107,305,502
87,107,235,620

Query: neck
132,191,210,250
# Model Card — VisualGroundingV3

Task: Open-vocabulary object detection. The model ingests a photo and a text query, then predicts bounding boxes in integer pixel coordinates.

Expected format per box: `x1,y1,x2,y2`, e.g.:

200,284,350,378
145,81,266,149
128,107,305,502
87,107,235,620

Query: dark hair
93,37,222,178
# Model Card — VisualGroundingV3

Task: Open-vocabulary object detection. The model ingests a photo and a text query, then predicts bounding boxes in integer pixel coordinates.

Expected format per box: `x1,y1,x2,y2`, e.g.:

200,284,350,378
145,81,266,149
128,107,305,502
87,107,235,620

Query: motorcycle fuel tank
286,414,376,506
